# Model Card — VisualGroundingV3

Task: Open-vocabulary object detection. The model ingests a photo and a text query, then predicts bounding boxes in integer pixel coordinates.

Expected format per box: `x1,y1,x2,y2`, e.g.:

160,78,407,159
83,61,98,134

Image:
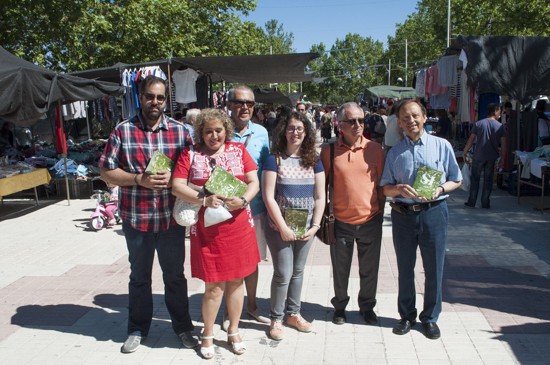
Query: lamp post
447,0,451,48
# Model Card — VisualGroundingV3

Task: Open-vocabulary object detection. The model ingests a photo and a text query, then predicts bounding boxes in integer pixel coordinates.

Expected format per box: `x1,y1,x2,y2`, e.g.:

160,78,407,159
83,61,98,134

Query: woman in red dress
172,108,260,359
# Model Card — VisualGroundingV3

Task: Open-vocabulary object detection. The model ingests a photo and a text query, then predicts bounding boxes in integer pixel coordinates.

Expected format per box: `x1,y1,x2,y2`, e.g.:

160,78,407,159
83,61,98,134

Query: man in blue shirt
463,103,506,209
222,85,270,328
380,100,462,340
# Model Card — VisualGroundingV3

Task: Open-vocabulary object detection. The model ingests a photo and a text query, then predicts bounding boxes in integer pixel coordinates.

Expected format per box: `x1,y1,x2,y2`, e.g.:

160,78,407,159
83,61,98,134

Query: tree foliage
0,0,266,71
303,34,384,105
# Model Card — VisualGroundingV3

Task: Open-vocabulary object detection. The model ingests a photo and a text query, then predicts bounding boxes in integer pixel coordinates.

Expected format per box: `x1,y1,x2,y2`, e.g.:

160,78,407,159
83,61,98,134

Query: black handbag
316,143,336,245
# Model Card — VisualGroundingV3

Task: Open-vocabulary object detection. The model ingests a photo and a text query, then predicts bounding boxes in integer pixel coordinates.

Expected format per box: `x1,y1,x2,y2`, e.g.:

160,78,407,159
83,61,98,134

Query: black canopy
454,36,550,101
253,88,292,105
0,46,124,125
70,53,319,84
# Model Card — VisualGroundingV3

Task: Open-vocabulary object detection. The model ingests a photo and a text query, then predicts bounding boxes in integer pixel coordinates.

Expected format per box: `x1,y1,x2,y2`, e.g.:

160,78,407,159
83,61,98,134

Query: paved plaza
1,184,550,364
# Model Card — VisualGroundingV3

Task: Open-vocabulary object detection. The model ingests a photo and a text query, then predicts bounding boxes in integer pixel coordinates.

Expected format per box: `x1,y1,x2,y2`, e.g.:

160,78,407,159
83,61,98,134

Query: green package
413,165,444,199
285,208,309,237
204,166,247,198
145,150,173,175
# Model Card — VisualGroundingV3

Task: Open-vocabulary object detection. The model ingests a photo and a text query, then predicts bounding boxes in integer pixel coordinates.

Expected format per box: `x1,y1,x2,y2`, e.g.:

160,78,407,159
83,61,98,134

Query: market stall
0,168,51,205
0,46,124,205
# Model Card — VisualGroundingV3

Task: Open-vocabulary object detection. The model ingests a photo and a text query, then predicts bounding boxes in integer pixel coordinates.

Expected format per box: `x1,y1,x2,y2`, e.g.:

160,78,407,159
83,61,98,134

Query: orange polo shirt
320,137,385,225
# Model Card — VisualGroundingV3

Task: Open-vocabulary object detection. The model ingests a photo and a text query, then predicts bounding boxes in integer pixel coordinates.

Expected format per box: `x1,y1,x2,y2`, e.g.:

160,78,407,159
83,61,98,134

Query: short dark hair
138,75,168,96
487,103,501,116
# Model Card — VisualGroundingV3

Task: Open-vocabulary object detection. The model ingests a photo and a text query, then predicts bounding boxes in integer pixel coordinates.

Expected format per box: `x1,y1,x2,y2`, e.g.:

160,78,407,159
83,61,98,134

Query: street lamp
447,0,451,48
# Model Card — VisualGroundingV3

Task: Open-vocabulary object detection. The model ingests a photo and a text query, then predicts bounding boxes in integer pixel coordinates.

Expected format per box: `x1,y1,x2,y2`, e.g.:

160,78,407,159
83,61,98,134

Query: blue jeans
330,213,383,312
391,202,448,323
467,158,496,208
265,224,314,320
122,223,194,336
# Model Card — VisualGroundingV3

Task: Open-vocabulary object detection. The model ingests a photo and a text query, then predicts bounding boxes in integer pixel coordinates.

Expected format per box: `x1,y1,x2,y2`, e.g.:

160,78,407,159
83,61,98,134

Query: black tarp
253,88,292,105
69,53,319,84
454,36,550,102
0,46,124,125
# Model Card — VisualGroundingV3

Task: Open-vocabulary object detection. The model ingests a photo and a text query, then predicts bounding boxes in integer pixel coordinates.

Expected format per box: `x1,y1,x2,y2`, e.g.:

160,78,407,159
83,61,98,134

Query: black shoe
178,331,199,348
332,309,346,325
481,204,490,209
422,322,441,339
464,202,475,208
360,310,378,325
392,319,416,335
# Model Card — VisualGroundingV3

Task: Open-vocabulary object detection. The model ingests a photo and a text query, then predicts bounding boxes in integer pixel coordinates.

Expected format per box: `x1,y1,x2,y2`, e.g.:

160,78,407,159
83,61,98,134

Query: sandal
200,335,215,360
227,332,246,355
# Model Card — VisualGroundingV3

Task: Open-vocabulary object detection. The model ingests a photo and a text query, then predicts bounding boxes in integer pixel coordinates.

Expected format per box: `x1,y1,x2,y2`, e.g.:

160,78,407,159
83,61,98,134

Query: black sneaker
464,202,475,208
178,331,199,349
332,309,346,325
121,331,143,353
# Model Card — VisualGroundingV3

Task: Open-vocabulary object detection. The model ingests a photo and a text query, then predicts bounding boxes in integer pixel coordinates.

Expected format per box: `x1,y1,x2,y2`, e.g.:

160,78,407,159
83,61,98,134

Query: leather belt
390,199,445,214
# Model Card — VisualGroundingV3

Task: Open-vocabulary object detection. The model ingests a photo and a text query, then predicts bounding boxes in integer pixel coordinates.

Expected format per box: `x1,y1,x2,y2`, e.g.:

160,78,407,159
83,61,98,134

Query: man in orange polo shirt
320,102,385,325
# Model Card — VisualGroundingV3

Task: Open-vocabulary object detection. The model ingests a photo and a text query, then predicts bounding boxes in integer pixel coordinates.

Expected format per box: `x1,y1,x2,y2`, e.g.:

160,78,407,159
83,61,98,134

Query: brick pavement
0,183,550,364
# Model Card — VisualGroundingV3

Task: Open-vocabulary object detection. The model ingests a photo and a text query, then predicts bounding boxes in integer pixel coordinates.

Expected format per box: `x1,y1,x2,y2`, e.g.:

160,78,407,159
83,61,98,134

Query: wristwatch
240,196,249,208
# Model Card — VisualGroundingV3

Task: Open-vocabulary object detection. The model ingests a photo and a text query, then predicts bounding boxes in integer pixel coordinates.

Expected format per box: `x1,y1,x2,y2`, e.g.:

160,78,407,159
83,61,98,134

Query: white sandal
200,335,215,360
227,332,246,355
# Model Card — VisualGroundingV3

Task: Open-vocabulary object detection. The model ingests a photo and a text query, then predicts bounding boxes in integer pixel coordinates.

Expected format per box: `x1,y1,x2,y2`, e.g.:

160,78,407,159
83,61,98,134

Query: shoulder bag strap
327,143,335,217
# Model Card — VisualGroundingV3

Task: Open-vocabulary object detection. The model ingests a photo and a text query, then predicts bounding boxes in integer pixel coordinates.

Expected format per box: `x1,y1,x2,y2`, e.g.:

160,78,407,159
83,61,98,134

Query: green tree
263,19,294,54
0,0,263,71
303,34,384,105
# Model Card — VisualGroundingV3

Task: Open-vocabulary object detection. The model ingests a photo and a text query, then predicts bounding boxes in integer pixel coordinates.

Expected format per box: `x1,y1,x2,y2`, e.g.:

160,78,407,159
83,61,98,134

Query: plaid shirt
99,112,191,232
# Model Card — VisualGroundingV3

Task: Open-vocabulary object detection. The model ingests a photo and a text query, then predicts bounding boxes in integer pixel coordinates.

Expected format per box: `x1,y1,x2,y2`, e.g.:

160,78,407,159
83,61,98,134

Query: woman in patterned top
172,108,260,359
262,111,325,341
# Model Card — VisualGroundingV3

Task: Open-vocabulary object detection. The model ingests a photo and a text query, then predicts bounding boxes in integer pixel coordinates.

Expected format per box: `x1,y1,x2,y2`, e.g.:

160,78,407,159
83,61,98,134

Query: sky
245,0,420,53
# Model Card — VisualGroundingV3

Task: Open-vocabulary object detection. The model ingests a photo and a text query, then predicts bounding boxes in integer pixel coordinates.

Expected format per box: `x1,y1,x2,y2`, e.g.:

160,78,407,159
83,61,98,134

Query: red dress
173,142,260,282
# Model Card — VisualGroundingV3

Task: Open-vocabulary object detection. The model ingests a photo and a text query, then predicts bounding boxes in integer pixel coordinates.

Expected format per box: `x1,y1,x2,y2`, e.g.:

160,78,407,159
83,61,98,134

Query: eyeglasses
286,127,305,134
142,93,167,102
229,99,256,107
342,118,363,125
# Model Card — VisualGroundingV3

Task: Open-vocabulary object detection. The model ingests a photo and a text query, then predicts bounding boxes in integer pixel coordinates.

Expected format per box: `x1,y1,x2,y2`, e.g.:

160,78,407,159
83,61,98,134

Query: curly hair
193,108,234,147
271,111,318,169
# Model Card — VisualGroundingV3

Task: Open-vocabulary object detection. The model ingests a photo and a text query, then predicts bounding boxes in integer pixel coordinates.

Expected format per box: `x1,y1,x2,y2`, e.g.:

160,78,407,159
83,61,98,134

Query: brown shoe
286,313,312,333
269,319,284,341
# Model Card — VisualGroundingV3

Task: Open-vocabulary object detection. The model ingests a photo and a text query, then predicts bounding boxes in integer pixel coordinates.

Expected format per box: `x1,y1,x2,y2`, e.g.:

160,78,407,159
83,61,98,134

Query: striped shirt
263,154,324,226
380,131,462,204
99,112,191,232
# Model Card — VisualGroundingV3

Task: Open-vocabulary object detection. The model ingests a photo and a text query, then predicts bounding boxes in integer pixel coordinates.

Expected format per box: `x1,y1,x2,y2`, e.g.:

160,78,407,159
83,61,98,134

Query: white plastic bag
461,163,471,192
173,198,200,226
204,205,232,227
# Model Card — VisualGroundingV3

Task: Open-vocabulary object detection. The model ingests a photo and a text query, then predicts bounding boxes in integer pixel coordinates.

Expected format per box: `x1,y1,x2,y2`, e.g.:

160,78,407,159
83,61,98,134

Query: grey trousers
265,223,314,320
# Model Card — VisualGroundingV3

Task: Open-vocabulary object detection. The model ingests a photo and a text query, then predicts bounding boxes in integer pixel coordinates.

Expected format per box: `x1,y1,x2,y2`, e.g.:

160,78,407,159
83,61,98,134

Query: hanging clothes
173,68,199,104
437,55,459,87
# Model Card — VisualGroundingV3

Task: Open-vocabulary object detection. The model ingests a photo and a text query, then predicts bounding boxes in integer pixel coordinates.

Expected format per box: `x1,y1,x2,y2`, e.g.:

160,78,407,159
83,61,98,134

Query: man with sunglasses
320,102,385,326
219,85,270,329
100,75,197,353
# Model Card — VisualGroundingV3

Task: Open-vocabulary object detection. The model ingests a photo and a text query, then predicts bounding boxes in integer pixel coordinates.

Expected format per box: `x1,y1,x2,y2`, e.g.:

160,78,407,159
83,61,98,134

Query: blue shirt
232,121,270,215
380,131,462,204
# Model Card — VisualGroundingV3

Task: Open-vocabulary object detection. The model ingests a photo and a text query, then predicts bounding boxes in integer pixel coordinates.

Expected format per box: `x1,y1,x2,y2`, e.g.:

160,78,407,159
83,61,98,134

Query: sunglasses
230,99,256,107
342,118,363,125
142,93,167,102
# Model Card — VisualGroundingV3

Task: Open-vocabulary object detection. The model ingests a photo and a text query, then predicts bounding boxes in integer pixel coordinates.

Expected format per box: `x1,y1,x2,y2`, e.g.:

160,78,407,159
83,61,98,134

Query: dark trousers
391,201,448,323
330,213,383,312
467,158,496,208
122,223,194,336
